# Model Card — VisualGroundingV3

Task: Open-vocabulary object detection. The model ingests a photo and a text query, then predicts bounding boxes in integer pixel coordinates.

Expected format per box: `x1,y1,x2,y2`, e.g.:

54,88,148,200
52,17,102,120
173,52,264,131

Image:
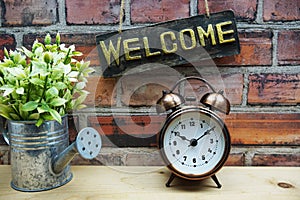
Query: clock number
210,138,214,144
193,158,197,163
181,124,186,129
183,156,187,161
200,123,203,128
202,155,205,160
189,121,195,126
208,148,212,153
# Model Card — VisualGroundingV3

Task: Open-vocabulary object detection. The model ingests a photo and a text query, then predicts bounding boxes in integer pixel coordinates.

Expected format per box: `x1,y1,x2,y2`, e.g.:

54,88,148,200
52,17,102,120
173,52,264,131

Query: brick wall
0,0,299,166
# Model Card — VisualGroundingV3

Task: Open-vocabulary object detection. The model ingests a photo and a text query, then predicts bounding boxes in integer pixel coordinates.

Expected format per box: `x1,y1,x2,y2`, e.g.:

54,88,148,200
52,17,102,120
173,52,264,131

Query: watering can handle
2,129,9,145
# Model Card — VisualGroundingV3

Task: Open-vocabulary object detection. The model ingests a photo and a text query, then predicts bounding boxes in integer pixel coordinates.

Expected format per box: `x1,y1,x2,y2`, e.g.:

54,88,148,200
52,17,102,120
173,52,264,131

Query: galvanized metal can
6,116,73,192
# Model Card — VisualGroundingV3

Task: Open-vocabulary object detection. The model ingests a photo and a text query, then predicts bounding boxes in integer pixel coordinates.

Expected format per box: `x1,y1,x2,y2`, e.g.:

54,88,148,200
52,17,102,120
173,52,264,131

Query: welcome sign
96,10,240,77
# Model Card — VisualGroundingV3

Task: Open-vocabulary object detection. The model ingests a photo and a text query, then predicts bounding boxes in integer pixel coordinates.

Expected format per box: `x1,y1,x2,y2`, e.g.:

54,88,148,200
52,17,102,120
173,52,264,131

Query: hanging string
204,0,210,17
118,0,125,33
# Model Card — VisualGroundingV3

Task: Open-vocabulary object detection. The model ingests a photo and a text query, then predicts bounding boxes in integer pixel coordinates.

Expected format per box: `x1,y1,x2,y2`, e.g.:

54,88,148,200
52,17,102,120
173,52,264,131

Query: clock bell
156,76,230,115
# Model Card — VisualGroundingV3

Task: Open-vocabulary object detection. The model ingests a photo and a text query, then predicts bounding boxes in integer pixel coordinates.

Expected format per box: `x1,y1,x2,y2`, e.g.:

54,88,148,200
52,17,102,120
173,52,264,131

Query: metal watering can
2,116,102,192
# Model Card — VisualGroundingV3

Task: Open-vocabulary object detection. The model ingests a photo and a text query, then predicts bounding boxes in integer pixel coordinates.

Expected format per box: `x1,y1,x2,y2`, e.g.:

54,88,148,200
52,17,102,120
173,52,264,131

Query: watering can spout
51,127,102,175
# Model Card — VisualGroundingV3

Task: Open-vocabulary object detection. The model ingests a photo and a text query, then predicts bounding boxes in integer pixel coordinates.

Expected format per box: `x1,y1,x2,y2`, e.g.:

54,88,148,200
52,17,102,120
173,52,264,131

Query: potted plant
0,33,93,126
0,33,97,192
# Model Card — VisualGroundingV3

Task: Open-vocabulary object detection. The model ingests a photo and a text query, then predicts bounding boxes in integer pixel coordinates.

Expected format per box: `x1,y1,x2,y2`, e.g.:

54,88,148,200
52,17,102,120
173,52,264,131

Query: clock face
159,107,230,179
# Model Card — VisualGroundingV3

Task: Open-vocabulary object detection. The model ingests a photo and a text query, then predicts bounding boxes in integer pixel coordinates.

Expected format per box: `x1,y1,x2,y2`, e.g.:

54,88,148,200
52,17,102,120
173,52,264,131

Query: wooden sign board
96,10,240,77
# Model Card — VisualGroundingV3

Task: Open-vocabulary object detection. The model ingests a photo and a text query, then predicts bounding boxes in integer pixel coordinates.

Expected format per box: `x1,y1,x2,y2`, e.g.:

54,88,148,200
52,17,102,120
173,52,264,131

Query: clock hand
189,126,216,147
196,126,216,141
174,131,191,142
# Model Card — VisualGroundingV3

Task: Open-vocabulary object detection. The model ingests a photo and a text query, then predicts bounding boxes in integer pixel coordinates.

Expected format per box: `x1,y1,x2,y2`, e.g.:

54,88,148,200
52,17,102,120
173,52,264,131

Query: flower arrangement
0,33,94,126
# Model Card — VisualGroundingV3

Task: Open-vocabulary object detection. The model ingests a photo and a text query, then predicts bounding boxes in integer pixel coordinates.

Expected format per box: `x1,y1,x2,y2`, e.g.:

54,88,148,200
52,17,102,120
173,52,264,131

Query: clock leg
166,173,176,187
211,174,222,188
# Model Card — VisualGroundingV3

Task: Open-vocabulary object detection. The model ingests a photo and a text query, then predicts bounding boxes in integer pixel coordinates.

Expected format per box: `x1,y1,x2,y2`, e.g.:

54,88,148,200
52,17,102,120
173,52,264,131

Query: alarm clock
156,76,231,188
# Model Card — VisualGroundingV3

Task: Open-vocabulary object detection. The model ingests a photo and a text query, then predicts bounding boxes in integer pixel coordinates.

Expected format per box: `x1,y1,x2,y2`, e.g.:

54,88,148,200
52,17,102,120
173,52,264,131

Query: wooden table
0,165,299,200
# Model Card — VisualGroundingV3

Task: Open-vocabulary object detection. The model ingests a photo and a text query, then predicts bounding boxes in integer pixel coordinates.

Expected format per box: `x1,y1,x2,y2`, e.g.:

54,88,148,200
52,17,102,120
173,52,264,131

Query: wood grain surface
0,166,299,200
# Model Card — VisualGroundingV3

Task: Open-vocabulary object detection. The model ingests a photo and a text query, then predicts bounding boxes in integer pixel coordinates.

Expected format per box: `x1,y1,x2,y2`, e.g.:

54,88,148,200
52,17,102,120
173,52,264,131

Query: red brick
87,112,300,147
225,113,300,145
120,70,181,106
131,0,190,23
0,34,16,60
23,33,98,46
88,115,165,147
120,72,242,106
252,153,300,166
85,77,117,107
248,74,300,105
199,0,257,21
122,83,169,106
89,115,165,136
68,115,79,142
263,0,300,21
2,0,57,26
65,0,120,25
215,31,273,66
225,153,245,166
277,30,300,65
184,73,243,105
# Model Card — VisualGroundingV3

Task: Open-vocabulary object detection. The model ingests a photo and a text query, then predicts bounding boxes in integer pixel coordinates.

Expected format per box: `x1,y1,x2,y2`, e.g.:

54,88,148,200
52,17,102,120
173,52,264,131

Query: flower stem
26,63,33,102
39,63,50,103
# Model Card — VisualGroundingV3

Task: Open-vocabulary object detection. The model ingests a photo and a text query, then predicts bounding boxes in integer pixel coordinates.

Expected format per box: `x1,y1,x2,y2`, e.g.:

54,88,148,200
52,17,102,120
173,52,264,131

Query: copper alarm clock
156,76,231,188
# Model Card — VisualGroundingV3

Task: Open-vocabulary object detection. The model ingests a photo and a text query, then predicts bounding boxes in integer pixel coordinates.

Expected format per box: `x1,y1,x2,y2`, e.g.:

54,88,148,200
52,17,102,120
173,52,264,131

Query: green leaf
56,32,61,46
22,101,39,111
49,109,62,124
0,104,15,120
9,113,21,120
30,60,48,76
58,107,65,116
16,87,24,95
21,47,33,58
75,104,87,110
3,47,9,58
63,89,72,101
68,71,79,78
44,33,51,45
6,67,27,80
1,58,14,67
75,82,86,90
36,118,44,127
19,103,28,119
72,51,83,56
30,78,44,87
34,46,44,57
82,67,95,76
63,63,71,74
41,113,54,121
12,52,23,63
54,82,67,90
72,92,88,109
51,68,64,80
37,103,50,113
81,61,90,69
0,85,14,97
46,87,59,99
49,97,67,107
28,113,40,120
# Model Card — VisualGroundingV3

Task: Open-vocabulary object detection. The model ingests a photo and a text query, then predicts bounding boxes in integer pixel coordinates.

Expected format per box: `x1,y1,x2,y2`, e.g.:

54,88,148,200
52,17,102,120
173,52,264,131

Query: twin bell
156,76,230,115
